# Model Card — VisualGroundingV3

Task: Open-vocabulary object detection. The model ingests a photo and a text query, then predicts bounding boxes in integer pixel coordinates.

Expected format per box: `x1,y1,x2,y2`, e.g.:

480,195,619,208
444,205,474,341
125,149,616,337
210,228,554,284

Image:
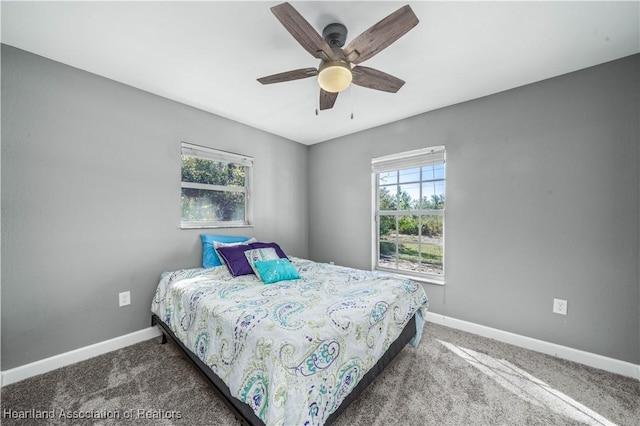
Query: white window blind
372,145,445,173
181,142,253,167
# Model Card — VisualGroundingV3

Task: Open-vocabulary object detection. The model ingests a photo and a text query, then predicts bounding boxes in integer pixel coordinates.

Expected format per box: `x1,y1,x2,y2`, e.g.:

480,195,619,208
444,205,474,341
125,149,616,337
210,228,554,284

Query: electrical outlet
119,291,131,307
553,298,567,315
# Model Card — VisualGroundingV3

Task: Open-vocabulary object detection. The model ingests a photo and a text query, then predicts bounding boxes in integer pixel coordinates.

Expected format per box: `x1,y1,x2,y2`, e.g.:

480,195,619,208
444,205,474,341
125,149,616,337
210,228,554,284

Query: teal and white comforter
151,258,428,426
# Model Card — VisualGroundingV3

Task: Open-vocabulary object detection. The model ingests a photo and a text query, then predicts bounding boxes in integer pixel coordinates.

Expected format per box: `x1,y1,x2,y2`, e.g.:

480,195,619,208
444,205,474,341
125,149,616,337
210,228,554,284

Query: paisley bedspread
151,257,429,426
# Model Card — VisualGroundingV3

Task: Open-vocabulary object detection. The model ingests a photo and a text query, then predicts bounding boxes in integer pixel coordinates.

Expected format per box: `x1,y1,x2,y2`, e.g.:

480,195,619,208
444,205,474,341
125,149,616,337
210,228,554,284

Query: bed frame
152,314,417,425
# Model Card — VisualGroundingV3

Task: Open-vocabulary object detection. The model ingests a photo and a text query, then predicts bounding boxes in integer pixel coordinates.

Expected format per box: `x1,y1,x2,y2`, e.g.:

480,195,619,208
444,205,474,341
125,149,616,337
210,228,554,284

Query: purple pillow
216,242,288,277
216,244,255,276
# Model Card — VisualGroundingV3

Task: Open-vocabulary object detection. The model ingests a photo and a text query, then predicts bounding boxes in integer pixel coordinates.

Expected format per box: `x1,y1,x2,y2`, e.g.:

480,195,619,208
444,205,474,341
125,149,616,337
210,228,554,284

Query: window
180,142,253,228
372,146,445,283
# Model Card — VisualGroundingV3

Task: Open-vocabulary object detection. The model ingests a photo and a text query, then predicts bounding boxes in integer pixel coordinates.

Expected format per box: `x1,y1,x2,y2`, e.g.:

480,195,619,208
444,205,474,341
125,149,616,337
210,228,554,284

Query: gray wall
2,43,638,370
308,55,640,364
1,45,309,370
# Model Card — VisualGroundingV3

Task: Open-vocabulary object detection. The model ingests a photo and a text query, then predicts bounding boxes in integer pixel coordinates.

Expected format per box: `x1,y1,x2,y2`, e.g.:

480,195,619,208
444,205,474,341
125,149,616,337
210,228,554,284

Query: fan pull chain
350,85,354,120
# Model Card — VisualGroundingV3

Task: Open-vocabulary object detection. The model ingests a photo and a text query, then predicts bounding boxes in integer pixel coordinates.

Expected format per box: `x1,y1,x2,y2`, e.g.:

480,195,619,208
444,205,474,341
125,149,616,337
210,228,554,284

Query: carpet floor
1,322,638,425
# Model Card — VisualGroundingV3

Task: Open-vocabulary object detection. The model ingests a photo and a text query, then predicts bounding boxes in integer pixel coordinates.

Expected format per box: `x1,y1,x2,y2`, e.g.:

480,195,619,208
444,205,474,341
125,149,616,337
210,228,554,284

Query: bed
151,243,428,426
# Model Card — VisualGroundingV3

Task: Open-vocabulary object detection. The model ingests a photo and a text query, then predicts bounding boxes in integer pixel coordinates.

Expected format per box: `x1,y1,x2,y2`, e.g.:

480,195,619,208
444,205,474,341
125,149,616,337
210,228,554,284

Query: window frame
371,146,446,285
180,142,253,229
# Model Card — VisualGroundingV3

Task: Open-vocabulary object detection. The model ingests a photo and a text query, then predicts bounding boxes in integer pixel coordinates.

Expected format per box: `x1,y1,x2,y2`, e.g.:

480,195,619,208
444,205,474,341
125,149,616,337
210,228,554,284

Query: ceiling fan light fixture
318,60,352,93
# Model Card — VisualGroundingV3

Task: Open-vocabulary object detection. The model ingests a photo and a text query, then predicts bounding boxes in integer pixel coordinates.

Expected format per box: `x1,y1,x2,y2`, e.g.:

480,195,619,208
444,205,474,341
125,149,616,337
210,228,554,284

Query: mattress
151,257,428,425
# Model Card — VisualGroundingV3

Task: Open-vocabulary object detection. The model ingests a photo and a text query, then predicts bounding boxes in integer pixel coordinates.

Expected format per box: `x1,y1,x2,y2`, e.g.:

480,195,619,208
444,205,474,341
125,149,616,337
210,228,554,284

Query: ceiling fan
257,2,419,111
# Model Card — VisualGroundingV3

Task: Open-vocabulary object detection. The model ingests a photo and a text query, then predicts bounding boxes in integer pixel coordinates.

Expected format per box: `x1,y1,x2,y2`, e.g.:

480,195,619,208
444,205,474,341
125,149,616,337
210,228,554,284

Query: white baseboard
0,326,162,387
2,316,638,387
424,312,640,381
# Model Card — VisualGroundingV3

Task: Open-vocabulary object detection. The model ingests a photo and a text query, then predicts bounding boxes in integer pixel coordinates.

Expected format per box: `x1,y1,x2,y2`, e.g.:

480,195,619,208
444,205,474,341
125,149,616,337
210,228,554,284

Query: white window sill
375,268,445,286
180,224,254,230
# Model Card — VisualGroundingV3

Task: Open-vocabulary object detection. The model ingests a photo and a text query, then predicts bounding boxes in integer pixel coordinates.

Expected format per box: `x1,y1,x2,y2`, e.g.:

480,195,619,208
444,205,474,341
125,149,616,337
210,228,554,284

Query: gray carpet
2,322,638,425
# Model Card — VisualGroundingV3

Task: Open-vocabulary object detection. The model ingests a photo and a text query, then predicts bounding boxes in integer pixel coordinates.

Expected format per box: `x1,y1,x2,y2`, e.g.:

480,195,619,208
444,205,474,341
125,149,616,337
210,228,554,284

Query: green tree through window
373,147,445,281
181,143,252,227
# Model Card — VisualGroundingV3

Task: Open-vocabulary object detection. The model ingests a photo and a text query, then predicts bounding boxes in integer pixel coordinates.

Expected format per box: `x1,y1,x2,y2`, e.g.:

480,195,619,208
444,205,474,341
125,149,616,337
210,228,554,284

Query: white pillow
244,247,279,278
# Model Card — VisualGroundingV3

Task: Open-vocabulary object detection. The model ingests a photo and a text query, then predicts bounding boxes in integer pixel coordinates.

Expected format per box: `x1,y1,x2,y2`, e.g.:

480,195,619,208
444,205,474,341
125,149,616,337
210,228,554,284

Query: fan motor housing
322,23,348,47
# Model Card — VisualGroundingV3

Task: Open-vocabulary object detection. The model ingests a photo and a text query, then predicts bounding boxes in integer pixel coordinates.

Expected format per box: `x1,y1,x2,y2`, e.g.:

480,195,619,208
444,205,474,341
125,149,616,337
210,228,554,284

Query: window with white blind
372,146,446,283
180,142,253,228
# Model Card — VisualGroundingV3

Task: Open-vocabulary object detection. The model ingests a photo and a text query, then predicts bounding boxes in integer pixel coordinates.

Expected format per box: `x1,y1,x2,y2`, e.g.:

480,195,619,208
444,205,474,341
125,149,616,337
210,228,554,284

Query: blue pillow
200,234,251,268
254,258,300,284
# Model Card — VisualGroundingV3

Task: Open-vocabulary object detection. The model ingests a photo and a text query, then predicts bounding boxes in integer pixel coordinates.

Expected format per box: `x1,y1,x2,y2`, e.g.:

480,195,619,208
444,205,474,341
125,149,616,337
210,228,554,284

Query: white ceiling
2,1,638,145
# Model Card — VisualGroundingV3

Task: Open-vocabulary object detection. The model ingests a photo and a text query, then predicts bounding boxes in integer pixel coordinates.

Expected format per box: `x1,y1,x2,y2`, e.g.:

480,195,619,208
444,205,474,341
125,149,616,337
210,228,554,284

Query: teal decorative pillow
254,258,300,284
244,247,280,278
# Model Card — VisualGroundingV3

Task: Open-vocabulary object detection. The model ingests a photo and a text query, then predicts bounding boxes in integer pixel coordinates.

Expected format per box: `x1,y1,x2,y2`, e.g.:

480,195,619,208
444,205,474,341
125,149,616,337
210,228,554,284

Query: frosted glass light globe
318,61,352,93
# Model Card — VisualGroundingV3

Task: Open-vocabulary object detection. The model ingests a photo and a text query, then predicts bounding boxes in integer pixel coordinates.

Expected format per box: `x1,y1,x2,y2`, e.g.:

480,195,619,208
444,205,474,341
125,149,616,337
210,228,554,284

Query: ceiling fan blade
343,5,419,65
271,2,334,60
319,89,338,110
351,66,405,93
257,68,318,85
